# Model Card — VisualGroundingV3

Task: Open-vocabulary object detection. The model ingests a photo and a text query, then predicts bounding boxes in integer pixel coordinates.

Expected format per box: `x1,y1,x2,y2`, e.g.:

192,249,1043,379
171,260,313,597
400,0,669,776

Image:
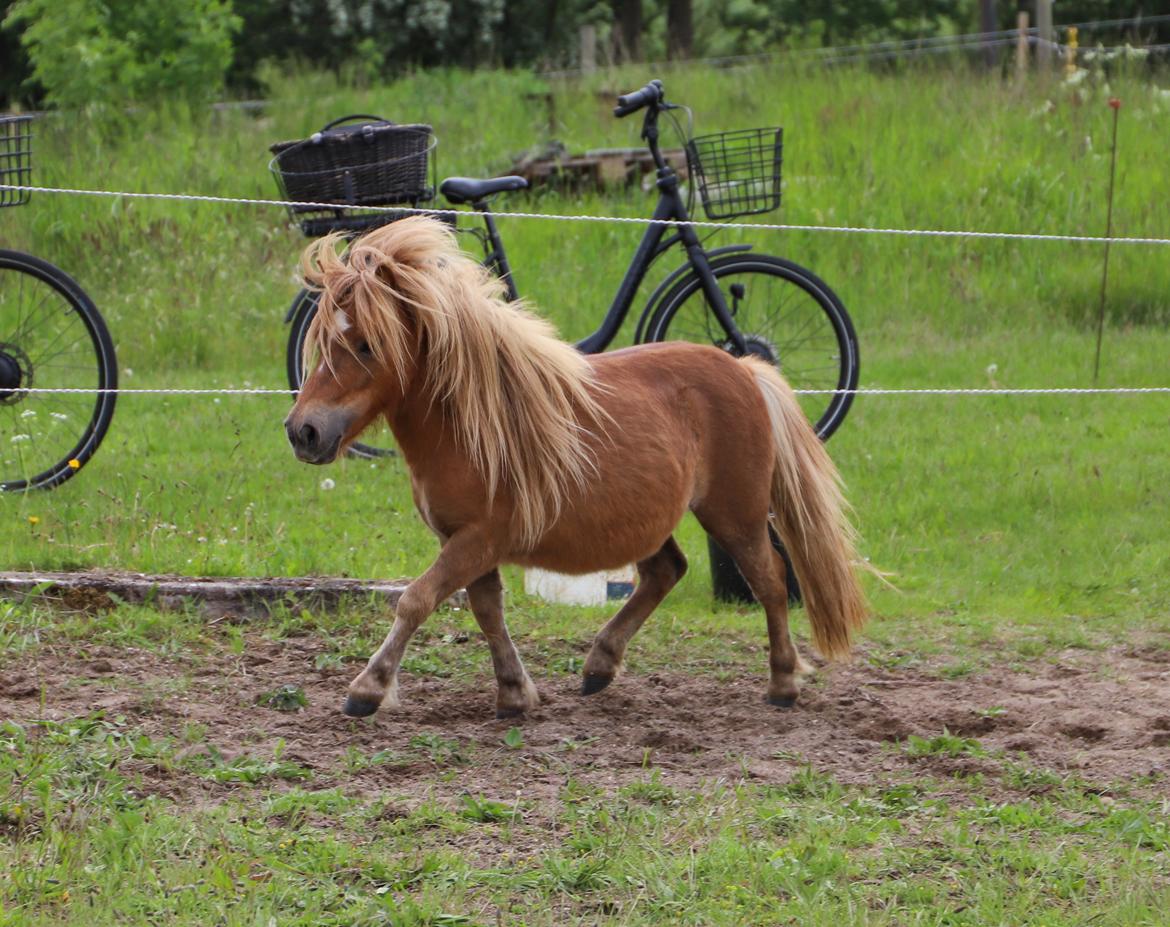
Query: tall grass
2,61,1169,640
9,62,1170,365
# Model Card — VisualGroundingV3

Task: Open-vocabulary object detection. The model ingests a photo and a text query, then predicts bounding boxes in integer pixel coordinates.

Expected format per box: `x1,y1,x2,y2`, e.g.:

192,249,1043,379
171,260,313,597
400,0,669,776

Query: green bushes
4,0,240,108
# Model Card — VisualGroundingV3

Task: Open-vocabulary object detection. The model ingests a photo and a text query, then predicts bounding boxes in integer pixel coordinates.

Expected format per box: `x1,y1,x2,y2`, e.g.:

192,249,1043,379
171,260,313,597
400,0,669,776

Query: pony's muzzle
284,410,349,464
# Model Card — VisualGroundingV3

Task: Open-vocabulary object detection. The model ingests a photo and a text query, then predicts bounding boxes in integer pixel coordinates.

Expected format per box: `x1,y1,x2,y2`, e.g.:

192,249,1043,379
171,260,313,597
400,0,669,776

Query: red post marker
1095,97,1123,381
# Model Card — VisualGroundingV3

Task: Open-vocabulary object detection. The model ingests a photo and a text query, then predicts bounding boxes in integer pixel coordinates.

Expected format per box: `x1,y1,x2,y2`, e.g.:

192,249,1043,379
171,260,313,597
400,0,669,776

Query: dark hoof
767,694,797,709
343,695,380,718
581,674,613,696
495,706,527,720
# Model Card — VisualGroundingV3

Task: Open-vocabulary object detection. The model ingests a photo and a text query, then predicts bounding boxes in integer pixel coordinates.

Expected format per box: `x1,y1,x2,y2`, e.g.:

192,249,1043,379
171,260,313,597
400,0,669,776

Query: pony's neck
384,343,461,474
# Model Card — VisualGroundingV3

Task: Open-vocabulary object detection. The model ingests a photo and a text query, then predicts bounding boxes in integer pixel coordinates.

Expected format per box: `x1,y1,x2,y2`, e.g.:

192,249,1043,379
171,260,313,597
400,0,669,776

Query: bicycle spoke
4,277,61,345
28,332,95,369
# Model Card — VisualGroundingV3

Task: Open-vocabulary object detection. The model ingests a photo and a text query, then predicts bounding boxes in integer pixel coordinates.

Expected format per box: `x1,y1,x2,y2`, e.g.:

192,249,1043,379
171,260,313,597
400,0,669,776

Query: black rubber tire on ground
643,253,859,440
0,249,117,491
285,288,397,460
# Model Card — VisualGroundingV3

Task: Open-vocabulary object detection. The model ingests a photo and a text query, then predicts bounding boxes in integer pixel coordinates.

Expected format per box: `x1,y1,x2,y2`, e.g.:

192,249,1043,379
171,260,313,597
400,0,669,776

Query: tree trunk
612,0,642,63
543,0,560,50
667,0,693,60
979,0,999,68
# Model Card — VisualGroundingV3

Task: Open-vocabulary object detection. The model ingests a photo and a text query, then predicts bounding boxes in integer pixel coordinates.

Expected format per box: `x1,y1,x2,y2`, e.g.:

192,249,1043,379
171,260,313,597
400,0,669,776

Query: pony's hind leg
466,568,540,719
582,536,688,695
345,527,496,718
707,524,810,708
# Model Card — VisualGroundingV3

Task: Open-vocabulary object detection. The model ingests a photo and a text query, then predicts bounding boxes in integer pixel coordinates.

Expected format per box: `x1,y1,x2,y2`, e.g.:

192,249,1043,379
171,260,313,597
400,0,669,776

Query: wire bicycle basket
686,127,782,221
0,114,33,208
269,115,435,237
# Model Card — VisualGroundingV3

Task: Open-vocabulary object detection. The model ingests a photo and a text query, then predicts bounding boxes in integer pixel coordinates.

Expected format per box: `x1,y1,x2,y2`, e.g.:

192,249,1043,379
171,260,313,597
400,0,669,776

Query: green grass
3,62,1169,651
2,708,1168,926
2,59,1170,924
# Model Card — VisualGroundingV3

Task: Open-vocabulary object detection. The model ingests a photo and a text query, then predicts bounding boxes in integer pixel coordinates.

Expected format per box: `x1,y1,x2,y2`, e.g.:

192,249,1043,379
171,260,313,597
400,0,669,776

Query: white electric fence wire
4,186,1169,401
4,183,1170,246
16,387,1170,397
817,36,1020,64
540,14,1170,76
1042,39,1170,55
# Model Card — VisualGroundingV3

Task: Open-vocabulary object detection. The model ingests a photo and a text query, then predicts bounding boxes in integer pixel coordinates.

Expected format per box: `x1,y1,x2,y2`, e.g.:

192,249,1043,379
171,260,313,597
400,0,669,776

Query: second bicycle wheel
286,288,397,459
644,254,859,440
0,249,117,491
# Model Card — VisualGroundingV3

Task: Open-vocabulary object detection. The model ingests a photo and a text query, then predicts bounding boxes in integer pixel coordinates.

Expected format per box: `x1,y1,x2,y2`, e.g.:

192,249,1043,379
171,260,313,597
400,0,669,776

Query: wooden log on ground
0,570,466,619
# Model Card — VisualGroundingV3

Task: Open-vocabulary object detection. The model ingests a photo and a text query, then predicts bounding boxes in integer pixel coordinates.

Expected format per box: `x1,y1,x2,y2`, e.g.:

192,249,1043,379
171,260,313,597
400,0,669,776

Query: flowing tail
743,357,867,659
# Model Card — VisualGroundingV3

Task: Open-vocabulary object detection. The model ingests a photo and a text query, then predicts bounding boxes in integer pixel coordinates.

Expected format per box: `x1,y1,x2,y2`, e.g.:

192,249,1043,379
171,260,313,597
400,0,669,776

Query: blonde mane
300,216,605,548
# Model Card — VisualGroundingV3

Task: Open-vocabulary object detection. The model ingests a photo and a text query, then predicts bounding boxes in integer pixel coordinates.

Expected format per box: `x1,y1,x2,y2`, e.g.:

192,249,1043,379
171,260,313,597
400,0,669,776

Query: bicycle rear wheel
0,249,117,491
644,254,858,440
286,288,397,459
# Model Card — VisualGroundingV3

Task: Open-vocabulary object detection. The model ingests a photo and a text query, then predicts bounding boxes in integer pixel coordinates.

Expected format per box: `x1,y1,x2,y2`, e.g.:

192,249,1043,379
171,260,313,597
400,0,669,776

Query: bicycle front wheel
0,250,117,491
644,254,859,440
286,288,397,459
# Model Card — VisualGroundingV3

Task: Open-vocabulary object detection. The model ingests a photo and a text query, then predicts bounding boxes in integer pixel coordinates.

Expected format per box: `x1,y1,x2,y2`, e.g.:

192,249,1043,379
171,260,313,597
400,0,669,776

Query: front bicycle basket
269,116,435,236
686,127,782,221
0,114,33,208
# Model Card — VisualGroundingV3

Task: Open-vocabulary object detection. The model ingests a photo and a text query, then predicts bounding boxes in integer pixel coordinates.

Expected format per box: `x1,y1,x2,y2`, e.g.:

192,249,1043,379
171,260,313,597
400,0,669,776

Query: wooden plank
0,570,466,619
511,147,688,189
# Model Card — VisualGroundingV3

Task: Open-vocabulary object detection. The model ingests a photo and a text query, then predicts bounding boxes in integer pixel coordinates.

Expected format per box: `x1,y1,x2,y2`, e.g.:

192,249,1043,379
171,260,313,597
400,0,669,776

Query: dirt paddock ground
3,632,1168,807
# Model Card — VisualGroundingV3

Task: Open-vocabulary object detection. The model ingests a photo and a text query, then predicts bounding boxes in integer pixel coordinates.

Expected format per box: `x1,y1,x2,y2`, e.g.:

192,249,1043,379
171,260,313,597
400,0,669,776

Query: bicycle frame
472,106,749,357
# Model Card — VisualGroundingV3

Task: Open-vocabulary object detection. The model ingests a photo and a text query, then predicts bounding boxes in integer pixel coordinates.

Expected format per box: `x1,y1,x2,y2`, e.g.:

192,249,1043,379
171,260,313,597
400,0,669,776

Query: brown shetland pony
284,216,867,719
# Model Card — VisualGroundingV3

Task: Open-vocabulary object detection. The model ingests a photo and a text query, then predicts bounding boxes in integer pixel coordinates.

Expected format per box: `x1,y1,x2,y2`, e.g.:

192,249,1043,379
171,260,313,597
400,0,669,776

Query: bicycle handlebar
614,79,664,118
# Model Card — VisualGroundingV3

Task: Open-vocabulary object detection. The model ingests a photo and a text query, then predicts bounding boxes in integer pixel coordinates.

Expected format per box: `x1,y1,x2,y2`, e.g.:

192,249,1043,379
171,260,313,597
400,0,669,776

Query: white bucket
523,566,636,606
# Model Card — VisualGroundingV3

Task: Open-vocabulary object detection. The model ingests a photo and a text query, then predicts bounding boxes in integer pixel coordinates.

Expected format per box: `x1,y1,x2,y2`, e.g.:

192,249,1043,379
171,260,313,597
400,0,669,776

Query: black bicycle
280,80,859,458
1,114,118,491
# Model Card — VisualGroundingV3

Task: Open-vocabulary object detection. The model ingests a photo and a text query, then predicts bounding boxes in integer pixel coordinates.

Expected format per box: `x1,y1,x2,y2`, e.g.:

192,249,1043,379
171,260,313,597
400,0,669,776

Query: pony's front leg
344,529,496,718
467,569,540,719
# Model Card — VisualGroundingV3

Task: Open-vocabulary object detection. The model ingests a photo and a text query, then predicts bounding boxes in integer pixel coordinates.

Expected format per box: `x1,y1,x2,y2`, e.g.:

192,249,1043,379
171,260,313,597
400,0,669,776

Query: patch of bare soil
3,636,1169,808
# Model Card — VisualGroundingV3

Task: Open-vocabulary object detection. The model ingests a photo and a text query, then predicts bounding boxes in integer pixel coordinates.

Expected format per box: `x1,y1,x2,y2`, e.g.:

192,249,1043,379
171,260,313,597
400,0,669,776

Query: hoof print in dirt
342,695,380,718
581,674,614,696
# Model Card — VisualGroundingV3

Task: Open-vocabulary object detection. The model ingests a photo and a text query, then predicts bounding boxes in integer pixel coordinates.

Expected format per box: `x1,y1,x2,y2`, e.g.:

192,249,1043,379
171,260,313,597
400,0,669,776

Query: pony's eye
357,340,372,357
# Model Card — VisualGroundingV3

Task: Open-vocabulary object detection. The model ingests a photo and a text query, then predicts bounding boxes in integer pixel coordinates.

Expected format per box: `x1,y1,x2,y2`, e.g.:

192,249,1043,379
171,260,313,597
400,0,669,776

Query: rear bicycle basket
269,118,435,236
686,127,782,221
0,114,33,208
